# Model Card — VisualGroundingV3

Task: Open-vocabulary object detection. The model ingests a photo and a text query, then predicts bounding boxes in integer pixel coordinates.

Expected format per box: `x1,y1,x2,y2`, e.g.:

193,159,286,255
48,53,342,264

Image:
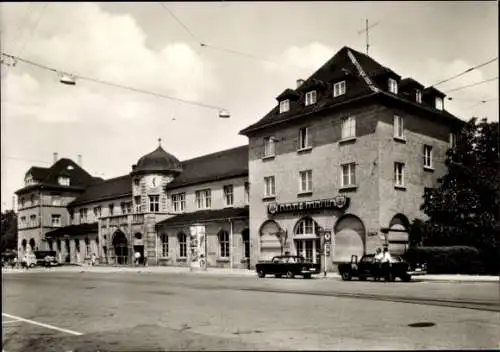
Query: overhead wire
430,57,498,88
0,52,227,112
445,76,498,93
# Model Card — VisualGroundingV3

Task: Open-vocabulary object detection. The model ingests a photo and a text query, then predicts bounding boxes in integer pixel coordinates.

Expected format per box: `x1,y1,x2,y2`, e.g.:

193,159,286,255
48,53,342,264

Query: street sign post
323,230,332,277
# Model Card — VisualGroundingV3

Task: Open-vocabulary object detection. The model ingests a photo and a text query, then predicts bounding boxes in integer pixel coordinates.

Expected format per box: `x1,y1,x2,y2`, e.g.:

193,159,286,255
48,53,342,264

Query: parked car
256,255,321,279
337,254,427,282
34,251,59,267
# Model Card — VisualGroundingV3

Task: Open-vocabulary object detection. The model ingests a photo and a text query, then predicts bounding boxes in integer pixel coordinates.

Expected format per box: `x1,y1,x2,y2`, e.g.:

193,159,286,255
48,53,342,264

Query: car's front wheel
341,271,352,281
286,271,295,279
257,270,266,278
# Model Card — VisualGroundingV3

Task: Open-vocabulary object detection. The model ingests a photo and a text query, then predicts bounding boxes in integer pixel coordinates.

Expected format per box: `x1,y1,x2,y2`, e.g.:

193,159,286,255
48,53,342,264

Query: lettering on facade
267,196,350,215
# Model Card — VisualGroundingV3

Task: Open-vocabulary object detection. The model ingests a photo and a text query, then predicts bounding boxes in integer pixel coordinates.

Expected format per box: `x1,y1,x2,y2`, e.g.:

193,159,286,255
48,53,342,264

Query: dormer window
279,99,290,113
305,90,317,106
24,174,34,186
58,176,70,186
435,97,444,110
388,78,398,94
333,81,346,97
416,89,422,104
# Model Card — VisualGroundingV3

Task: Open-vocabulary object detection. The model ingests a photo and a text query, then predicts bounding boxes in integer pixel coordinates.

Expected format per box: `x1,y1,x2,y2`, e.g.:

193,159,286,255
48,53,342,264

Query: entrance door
112,231,129,265
295,239,320,263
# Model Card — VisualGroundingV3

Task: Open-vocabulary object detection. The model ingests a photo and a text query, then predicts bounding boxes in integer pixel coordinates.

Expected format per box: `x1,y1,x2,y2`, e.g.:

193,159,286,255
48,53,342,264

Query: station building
15,144,250,269
239,46,463,271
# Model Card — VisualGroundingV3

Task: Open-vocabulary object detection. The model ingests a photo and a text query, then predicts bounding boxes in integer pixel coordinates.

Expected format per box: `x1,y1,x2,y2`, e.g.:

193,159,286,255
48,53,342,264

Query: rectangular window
172,193,186,213
264,176,276,197
195,189,211,209
58,177,70,186
93,206,102,218
333,80,346,97
108,204,114,216
219,231,230,258
341,163,356,187
299,170,313,193
394,162,405,187
178,233,187,258
161,234,169,257
449,132,456,149
134,196,142,213
51,214,61,227
298,127,309,150
279,99,290,113
52,196,61,206
416,89,422,103
30,214,36,227
394,115,404,139
264,136,275,157
223,185,234,207
149,195,160,212
305,90,317,106
423,145,433,168
388,78,398,94
20,216,26,227
341,116,356,139
435,97,444,110
244,182,250,205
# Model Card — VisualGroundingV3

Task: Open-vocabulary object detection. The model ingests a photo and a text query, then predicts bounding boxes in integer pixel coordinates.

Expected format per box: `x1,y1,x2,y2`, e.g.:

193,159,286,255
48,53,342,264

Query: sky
0,1,498,212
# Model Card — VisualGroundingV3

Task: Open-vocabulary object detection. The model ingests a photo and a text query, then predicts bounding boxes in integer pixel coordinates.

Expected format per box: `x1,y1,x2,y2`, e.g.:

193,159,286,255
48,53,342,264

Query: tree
418,117,500,273
1,210,18,253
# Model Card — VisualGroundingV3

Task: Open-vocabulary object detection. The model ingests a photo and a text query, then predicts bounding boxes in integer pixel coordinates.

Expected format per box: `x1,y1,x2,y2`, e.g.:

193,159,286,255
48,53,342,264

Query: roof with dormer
131,145,183,176
68,145,248,207
239,46,462,136
15,158,99,195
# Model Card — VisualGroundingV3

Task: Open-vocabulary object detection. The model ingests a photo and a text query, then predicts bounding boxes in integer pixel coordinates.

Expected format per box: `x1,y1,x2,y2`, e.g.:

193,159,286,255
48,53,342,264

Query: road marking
2,313,83,336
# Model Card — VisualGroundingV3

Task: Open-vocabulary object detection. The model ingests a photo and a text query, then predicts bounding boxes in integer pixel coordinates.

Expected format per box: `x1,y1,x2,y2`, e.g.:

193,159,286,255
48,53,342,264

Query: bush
404,246,484,274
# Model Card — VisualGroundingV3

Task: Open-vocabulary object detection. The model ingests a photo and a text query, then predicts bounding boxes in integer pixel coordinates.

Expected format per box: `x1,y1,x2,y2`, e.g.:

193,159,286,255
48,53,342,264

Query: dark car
256,255,321,279
337,254,427,282
34,251,59,267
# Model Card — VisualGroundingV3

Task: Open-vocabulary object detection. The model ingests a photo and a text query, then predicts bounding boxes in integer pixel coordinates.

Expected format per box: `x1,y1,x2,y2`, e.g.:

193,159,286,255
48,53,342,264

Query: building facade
16,144,250,269
240,46,463,271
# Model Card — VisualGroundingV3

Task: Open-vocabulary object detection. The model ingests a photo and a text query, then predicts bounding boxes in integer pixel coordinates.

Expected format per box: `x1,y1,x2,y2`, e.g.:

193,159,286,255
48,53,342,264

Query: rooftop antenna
358,18,380,55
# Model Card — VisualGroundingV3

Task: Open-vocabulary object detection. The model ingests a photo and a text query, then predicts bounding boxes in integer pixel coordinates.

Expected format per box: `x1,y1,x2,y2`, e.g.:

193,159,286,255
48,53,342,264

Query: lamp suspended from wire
218,109,230,119
58,72,76,85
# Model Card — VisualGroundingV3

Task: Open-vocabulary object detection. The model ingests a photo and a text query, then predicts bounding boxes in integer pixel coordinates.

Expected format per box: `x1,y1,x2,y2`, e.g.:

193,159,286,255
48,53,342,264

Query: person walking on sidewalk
134,251,141,266
91,253,97,266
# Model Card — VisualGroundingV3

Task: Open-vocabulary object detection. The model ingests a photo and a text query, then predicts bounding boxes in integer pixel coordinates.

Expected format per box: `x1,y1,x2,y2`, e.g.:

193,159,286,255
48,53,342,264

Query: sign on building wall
267,196,350,215
189,225,207,270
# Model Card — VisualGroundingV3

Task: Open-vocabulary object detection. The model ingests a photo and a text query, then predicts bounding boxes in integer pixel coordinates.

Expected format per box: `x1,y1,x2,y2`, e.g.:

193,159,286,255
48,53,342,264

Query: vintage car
256,255,321,279
337,254,427,282
34,251,59,267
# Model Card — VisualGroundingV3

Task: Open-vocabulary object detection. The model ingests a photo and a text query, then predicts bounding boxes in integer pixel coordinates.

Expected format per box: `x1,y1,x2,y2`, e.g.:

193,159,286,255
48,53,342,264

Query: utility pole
358,18,380,55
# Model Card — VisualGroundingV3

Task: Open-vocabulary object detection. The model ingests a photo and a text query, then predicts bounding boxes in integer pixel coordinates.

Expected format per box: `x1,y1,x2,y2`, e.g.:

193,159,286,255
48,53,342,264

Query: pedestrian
91,253,96,266
143,255,147,267
374,248,383,280
134,251,140,266
381,247,393,281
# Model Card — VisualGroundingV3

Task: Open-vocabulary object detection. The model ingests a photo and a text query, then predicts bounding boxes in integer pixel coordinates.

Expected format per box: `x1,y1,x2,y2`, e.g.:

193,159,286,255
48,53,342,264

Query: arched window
29,238,35,250
75,239,80,253
295,218,317,236
178,232,187,258
48,239,54,251
242,228,250,258
21,239,27,250
161,233,169,257
56,239,62,251
218,230,230,258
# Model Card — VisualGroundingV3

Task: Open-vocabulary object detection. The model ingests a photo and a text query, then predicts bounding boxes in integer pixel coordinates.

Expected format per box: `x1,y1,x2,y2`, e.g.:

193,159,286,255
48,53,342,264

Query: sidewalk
2,265,498,283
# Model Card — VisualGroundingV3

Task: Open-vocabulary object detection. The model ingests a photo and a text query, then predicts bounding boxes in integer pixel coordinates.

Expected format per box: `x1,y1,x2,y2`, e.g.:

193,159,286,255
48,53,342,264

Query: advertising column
189,225,207,271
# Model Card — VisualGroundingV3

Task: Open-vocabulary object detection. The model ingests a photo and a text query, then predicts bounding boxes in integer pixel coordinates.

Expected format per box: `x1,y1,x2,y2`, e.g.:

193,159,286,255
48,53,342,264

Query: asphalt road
2,271,499,351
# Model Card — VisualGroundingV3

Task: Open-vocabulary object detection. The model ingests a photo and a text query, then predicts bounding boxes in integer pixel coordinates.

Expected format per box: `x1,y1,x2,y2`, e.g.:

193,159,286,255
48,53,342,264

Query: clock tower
130,138,183,265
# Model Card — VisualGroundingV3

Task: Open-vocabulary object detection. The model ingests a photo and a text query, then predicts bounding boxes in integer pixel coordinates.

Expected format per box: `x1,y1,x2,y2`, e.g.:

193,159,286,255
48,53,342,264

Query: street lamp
218,109,230,119
317,226,327,277
59,72,76,85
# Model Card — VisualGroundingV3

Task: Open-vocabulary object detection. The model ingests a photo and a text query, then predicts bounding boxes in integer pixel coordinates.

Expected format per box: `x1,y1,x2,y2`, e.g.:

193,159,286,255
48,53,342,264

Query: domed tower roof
131,139,182,176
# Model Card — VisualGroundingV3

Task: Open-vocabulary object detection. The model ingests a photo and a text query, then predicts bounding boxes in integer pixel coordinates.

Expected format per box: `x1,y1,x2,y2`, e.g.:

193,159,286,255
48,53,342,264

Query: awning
156,207,249,227
45,223,98,238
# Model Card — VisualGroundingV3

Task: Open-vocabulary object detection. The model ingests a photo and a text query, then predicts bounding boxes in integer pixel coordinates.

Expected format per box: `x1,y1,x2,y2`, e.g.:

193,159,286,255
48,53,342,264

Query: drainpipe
155,225,158,266
229,219,233,271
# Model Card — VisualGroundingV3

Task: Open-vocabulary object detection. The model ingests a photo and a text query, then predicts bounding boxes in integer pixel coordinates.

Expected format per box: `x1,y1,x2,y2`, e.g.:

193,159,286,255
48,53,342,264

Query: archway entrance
293,217,321,264
113,231,129,265
259,220,283,261
333,215,365,264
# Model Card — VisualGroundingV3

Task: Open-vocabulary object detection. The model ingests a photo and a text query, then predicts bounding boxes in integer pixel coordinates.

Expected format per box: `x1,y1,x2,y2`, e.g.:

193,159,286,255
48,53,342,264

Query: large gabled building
15,144,250,269
240,46,463,271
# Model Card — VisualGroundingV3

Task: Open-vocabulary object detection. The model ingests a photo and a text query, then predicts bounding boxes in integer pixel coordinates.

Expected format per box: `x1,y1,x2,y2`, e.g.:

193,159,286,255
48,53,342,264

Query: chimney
296,79,304,88
78,154,82,166
53,152,58,163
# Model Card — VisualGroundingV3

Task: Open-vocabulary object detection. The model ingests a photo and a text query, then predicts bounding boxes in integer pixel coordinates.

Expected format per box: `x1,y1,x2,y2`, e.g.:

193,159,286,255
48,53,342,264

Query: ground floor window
242,229,250,258
161,233,169,257
295,239,320,264
178,232,187,258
